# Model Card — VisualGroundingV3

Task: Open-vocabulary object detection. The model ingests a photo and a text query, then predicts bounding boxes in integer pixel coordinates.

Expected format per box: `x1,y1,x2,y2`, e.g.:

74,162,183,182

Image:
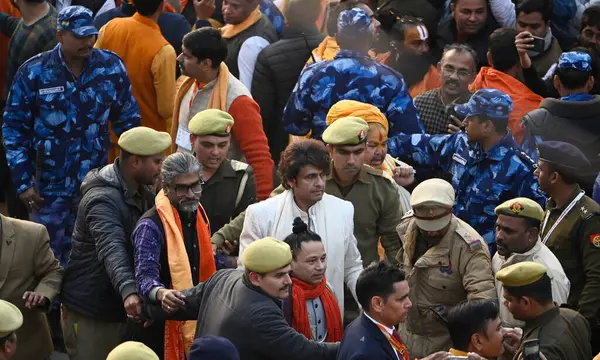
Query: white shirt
238,36,270,92
364,312,400,360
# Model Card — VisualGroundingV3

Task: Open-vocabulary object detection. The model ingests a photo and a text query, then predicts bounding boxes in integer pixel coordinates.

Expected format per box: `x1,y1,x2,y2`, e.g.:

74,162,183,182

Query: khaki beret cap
107,341,159,360
118,127,171,156
0,300,23,338
496,262,547,287
188,109,234,136
495,197,544,222
242,237,292,273
322,116,369,145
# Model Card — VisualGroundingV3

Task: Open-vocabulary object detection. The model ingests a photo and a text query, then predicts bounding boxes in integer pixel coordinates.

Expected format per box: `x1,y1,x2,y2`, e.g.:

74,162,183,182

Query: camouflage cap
57,6,99,37
337,8,372,40
322,116,369,145
188,109,235,136
454,88,513,119
0,300,23,338
118,127,172,156
495,197,544,222
537,141,591,169
495,262,547,287
558,51,592,72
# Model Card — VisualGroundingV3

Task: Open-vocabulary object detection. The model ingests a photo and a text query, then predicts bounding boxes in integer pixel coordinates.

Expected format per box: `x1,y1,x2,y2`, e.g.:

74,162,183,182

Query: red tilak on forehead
378,128,384,142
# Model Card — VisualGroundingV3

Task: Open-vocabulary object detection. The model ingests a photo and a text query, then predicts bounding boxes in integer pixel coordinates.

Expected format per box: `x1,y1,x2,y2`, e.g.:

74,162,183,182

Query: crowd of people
1,0,600,359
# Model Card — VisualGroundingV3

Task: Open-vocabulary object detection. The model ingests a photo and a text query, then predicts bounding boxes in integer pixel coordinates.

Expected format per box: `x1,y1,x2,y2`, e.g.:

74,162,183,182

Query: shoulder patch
229,159,250,172
455,227,483,250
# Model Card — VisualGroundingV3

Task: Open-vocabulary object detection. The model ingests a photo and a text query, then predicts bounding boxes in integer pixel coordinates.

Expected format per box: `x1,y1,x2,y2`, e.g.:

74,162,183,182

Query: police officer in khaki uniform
188,109,257,264
396,178,496,359
496,262,592,360
0,300,23,359
534,141,600,353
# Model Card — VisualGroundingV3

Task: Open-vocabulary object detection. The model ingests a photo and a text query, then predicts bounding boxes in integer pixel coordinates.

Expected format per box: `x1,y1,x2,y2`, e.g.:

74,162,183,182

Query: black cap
537,141,591,169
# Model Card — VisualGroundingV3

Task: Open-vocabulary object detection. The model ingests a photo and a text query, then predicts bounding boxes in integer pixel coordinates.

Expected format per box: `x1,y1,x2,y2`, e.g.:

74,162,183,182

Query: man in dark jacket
147,237,339,360
60,127,171,360
522,51,600,196
251,0,325,163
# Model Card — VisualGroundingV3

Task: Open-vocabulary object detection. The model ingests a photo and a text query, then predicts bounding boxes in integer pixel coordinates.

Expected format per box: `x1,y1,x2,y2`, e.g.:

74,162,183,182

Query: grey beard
178,202,199,213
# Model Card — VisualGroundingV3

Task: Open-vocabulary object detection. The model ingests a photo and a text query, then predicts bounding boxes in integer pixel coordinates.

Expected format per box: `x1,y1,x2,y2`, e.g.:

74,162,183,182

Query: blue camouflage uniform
282,8,423,140
389,89,545,254
2,6,141,266
259,0,284,38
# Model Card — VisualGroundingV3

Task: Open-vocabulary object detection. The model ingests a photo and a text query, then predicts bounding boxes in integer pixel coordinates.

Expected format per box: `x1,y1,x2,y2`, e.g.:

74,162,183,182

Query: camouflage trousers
31,195,80,267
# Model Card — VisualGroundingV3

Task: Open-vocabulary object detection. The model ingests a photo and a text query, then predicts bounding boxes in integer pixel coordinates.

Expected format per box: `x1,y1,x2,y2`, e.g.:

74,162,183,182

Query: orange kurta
409,65,441,99
469,67,542,144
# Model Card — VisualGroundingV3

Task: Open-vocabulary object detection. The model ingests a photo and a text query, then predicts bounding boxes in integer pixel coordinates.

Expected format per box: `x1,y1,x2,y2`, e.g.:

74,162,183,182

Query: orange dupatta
156,190,216,360
220,7,263,39
374,324,410,360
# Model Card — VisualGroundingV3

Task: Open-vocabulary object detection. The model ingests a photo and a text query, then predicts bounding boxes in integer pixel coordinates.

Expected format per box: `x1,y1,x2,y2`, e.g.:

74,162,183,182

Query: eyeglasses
172,179,205,197
441,65,471,79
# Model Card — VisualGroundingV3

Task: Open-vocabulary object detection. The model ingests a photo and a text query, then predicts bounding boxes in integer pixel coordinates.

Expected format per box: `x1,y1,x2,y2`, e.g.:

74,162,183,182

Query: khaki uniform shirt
542,186,600,327
326,164,402,267
396,215,496,359
515,307,591,360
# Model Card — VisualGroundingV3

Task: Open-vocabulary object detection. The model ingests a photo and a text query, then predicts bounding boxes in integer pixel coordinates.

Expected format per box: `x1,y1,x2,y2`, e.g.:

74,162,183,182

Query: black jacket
522,95,600,194
251,24,324,163
61,160,154,321
48,0,106,15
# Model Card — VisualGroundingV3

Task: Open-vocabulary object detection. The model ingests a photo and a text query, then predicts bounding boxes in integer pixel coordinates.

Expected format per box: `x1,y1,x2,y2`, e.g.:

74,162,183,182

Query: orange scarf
221,7,262,39
409,65,442,99
469,67,542,144
291,277,343,342
170,63,230,152
374,323,410,360
156,190,216,360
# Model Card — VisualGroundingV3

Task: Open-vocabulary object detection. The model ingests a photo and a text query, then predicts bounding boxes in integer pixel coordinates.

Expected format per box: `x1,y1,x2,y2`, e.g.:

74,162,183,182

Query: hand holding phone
529,35,545,53
522,339,540,360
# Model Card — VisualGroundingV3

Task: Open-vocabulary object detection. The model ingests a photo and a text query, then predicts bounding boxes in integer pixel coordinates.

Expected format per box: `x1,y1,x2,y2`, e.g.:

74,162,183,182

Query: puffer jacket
61,159,155,322
251,24,324,163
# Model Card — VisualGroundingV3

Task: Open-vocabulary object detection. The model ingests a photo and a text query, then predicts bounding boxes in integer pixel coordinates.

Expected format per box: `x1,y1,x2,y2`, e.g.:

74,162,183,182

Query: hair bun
292,217,308,234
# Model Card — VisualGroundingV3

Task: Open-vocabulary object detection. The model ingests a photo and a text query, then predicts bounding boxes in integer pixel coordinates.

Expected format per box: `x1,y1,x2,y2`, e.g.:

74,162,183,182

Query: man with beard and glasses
60,127,171,360
469,28,542,145
388,89,545,254
385,16,441,99
238,137,363,318
132,152,217,358
188,109,257,268
395,178,496,358
413,43,475,135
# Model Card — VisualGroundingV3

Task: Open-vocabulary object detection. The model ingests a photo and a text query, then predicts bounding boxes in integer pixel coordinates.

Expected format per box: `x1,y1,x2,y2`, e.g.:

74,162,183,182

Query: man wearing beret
389,88,545,254
492,197,570,328
522,51,600,196
534,140,600,354
60,127,171,360
497,262,592,360
146,237,339,360
0,300,23,359
395,178,496,358
188,335,240,360
188,109,257,265
132,152,217,358
107,341,159,360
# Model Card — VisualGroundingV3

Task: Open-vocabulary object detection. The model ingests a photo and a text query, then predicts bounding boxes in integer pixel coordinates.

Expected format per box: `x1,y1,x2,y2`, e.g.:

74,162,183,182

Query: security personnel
107,341,159,360
534,141,600,354
496,262,592,360
493,197,570,328
0,300,23,359
188,110,257,264
396,178,496,359
388,89,545,254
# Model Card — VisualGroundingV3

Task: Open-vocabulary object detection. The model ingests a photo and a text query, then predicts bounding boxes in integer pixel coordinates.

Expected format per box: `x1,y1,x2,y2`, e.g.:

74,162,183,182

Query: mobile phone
522,339,540,360
530,35,545,53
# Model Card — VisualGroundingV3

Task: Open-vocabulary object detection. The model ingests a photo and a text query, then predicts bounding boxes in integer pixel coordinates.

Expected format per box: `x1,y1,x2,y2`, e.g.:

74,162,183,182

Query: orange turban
326,100,389,133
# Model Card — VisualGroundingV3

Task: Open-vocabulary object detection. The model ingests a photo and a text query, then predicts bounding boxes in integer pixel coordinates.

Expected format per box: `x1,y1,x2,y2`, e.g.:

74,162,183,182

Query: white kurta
492,240,570,327
238,190,364,316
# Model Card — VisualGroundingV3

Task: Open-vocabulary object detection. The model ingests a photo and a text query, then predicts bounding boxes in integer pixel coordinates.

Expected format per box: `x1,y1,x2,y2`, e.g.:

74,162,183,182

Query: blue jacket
283,50,424,140
388,130,545,250
94,2,191,55
337,314,398,360
2,44,140,198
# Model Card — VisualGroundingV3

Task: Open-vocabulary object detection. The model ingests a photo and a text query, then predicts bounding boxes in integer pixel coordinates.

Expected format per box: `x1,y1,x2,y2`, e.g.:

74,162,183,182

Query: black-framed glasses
172,179,205,197
441,65,471,79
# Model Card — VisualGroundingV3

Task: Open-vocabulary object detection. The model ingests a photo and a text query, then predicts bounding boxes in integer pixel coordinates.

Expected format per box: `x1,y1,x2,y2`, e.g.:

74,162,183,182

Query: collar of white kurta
495,240,542,267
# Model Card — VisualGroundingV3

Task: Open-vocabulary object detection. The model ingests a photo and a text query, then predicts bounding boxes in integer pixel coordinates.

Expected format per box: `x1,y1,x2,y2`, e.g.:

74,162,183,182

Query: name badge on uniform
39,86,65,95
176,127,192,151
452,153,467,166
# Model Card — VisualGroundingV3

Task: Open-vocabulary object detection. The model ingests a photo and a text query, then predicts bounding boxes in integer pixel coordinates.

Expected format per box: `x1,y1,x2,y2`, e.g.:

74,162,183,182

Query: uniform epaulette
229,159,250,172
578,204,595,221
455,227,483,250
513,148,537,169
364,164,395,184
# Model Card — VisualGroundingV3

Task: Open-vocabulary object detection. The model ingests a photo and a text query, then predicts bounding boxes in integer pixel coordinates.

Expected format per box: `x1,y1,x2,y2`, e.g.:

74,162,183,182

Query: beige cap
118,127,172,156
410,178,455,231
0,300,23,338
496,262,547,287
107,341,159,360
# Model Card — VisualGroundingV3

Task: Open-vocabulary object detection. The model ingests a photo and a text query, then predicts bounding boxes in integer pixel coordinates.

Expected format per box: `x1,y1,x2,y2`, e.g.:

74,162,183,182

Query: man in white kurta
493,197,570,327
238,139,363,317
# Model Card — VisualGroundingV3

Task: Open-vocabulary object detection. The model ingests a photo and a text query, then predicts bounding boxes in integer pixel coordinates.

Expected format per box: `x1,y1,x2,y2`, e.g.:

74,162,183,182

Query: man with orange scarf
132,152,216,360
172,27,273,200
469,28,542,144
283,217,343,343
